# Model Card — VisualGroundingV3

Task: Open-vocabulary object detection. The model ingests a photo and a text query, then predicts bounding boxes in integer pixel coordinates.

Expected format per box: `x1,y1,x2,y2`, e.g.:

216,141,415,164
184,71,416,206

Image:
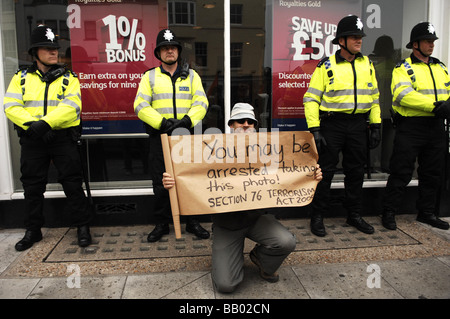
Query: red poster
272,0,361,130
67,0,166,134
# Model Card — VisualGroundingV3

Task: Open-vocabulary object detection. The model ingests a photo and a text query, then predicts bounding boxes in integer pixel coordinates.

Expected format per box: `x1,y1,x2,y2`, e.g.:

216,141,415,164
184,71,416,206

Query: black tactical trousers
312,113,368,216
19,131,90,231
148,133,199,225
383,117,445,214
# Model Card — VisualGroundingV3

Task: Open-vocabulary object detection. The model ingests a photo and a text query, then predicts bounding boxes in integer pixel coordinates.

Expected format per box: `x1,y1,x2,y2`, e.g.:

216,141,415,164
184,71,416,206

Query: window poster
67,0,165,134
272,0,361,131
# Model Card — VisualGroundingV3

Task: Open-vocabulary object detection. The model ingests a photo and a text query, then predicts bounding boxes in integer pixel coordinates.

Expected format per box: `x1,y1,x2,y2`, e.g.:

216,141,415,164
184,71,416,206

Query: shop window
230,42,243,68
168,0,196,26
195,42,208,67
230,4,243,24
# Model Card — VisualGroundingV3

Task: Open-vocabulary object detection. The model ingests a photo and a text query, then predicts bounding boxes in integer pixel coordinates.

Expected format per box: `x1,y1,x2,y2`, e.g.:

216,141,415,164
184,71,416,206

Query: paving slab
215,266,310,299
375,258,450,299
27,276,127,299
292,262,403,299
122,271,213,299
0,232,23,273
0,278,40,298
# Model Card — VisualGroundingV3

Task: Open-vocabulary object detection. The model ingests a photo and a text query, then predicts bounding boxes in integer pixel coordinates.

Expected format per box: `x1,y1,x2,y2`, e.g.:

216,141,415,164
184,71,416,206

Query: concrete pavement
0,214,449,305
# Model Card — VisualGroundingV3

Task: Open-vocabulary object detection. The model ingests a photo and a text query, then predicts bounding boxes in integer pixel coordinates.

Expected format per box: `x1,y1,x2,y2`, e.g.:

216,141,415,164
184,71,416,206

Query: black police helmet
332,15,366,44
406,22,438,49
28,25,60,55
154,29,182,60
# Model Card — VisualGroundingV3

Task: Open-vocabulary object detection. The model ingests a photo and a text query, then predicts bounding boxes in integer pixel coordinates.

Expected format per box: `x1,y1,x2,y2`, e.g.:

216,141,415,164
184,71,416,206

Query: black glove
25,120,51,140
369,123,381,149
179,115,192,129
433,99,450,119
309,127,327,153
160,116,192,135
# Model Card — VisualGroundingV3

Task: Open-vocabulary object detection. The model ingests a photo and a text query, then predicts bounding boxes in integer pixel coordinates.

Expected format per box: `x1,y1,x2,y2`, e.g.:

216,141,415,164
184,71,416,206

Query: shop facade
1,0,449,227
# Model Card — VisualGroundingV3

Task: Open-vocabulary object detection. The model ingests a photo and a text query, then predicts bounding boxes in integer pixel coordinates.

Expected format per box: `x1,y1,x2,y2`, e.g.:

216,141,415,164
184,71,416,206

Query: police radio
41,66,67,83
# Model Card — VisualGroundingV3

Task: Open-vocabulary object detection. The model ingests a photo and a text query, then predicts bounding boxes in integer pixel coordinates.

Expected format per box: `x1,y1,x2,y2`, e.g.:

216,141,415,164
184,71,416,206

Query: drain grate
44,217,420,262
95,203,137,214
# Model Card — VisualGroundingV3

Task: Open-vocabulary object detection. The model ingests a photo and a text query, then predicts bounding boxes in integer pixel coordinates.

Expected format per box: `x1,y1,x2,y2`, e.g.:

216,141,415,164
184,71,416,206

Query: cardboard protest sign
161,131,319,238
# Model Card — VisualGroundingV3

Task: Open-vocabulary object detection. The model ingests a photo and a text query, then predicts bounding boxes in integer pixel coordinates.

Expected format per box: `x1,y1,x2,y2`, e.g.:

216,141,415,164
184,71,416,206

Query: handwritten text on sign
166,131,319,215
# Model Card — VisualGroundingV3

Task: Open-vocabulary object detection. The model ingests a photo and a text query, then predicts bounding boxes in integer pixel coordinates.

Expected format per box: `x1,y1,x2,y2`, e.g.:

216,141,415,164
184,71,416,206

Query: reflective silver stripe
136,91,152,103
321,101,373,109
64,92,81,99
303,96,319,103
148,69,156,89
134,102,147,116
323,89,375,97
3,101,23,110
194,90,206,98
175,93,193,100
191,100,208,110
306,87,323,96
394,86,414,103
152,92,173,101
417,88,448,95
4,92,22,99
24,100,60,108
155,107,190,114
62,99,81,115
392,82,411,92
418,89,436,95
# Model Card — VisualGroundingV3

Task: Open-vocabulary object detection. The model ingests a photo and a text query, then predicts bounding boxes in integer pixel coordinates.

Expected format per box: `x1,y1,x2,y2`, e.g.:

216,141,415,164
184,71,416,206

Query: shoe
416,212,450,230
310,214,326,237
382,211,397,230
15,230,42,252
186,222,210,239
347,215,374,234
147,224,169,242
249,247,279,283
77,225,92,247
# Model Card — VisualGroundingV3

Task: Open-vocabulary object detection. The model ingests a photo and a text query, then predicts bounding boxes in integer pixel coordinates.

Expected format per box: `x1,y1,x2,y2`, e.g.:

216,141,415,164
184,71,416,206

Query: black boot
347,213,374,234
147,224,170,242
186,222,210,239
77,225,92,247
310,214,326,237
15,230,43,252
382,210,397,230
416,212,449,230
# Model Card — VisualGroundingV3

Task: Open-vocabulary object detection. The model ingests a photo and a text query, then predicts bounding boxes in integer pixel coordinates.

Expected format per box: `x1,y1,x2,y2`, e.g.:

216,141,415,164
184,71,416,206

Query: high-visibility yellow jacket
134,66,208,130
304,51,381,128
391,54,450,117
3,64,82,130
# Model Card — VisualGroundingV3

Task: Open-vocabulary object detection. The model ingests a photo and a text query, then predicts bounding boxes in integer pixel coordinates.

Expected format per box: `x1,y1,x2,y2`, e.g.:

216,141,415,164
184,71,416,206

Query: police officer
304,15,382,237
134,29,210,241
3,25,92,251
381,22,450,230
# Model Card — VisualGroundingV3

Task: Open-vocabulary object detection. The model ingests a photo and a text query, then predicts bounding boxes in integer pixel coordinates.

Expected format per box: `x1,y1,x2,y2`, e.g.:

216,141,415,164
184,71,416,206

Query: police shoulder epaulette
15,64,32,74
395,59,406,68
144,67,156,74
317,57,330,68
